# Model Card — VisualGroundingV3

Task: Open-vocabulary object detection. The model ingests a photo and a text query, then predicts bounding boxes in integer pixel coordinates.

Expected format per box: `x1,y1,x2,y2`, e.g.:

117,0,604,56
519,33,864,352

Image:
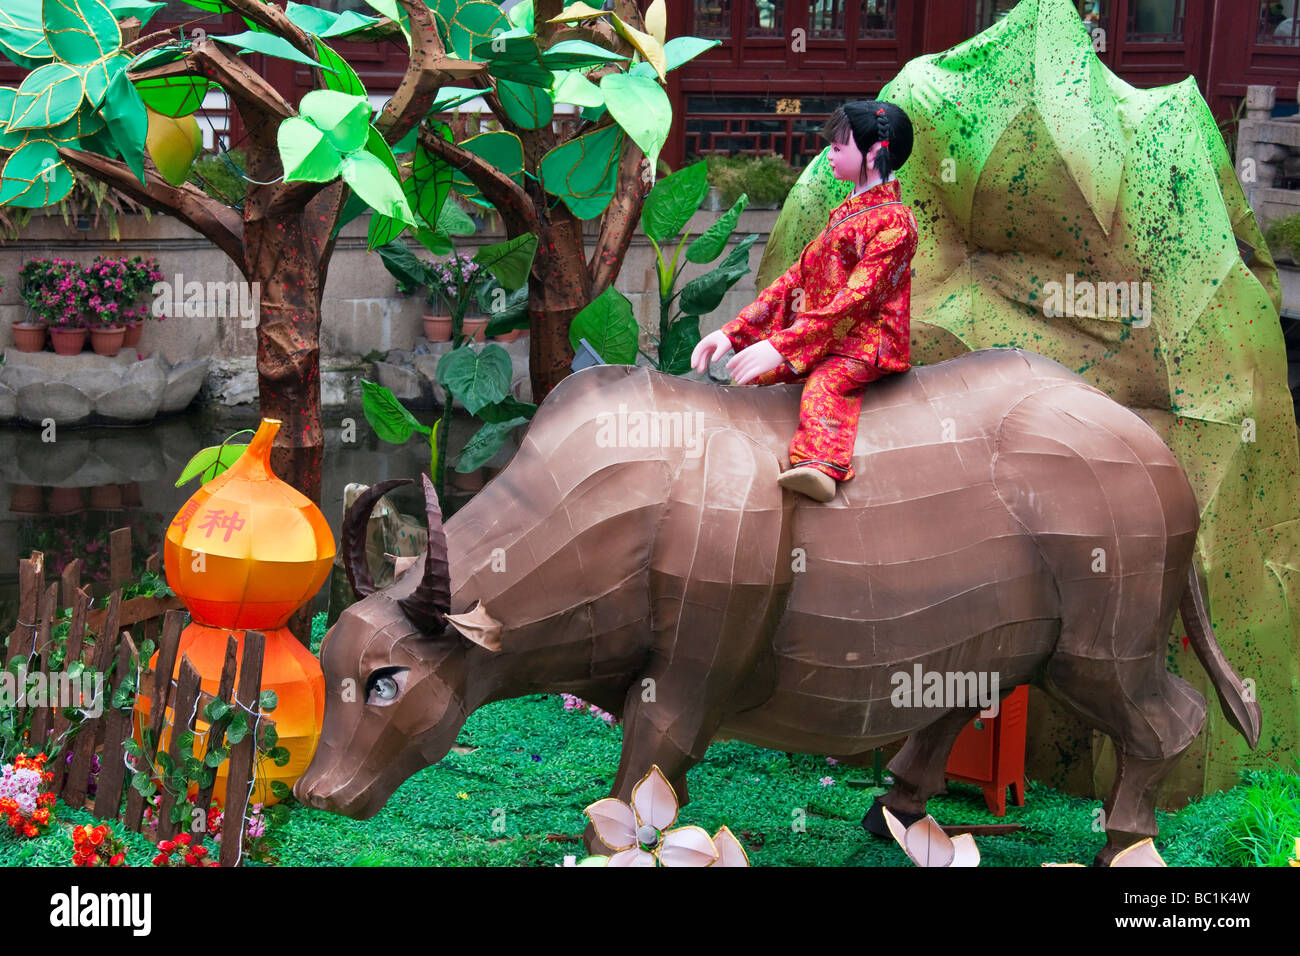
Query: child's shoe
777,466,836,502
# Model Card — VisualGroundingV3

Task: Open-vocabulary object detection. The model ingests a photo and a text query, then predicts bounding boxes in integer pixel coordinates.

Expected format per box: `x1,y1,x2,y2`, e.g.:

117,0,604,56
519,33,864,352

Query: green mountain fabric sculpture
754,0,1297,804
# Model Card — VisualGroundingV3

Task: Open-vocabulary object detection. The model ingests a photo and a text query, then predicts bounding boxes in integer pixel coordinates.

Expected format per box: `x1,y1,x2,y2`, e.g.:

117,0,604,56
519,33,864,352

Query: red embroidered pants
751,354,885,481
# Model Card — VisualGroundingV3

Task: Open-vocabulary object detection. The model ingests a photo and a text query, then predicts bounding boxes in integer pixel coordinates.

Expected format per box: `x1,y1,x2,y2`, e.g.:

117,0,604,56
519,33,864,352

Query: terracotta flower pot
11,322,47,353
492,328,527,343
9,484,43,514
90,325,126,357
119,482,143,507
49,327,87,356
122,322,143,347
461,316,488,343
89,484,124,510
423,314,452,342
48,486,85,515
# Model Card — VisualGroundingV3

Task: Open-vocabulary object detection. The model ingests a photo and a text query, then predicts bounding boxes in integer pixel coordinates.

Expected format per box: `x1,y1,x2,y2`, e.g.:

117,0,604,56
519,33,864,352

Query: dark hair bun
840,100,913,180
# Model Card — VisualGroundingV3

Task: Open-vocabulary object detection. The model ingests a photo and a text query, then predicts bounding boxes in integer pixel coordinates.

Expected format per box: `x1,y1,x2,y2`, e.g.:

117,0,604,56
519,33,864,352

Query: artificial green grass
1,613,1295,867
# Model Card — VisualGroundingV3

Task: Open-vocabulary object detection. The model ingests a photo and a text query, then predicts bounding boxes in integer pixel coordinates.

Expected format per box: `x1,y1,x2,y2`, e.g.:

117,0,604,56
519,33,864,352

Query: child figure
691,101,918,502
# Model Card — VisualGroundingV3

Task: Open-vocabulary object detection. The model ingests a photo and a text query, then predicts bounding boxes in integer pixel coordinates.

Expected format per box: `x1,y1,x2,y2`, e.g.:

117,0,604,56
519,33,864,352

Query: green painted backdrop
754,0,1299,804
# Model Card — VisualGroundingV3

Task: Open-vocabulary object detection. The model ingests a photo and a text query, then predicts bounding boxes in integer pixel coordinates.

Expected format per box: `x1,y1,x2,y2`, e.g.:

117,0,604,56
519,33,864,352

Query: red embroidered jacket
721,179,918,376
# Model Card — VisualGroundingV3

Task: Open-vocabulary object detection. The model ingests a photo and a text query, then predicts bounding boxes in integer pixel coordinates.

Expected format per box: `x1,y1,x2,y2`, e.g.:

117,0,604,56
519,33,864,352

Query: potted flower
426,252,492,344
117,255,163,347
42,259,90,355
84,255,160,356
14,259,51,352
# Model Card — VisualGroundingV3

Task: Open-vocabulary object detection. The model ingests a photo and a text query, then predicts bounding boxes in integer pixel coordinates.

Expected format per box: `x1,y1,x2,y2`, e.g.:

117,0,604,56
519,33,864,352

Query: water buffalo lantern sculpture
295,350,1261,865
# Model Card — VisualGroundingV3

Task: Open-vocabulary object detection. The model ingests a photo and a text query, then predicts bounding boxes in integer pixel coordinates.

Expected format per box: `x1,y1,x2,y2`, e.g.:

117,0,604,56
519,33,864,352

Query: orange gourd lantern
147,418,335,807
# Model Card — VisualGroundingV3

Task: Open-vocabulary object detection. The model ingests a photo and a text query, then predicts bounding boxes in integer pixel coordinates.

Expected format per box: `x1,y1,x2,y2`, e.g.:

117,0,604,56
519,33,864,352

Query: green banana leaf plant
0,0,718,508
568,159,759,373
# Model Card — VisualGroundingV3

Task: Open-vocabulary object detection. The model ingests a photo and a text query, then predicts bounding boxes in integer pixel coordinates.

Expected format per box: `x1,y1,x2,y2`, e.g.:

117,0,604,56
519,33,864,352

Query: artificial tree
0,0,718,504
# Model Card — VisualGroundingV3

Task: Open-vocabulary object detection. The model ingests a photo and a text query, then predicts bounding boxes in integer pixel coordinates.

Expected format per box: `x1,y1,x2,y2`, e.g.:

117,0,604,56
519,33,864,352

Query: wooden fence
2,528,275,866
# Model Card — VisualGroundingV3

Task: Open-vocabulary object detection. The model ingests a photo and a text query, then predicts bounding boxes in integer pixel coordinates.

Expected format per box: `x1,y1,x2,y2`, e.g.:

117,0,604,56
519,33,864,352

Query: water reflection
0,408,506,629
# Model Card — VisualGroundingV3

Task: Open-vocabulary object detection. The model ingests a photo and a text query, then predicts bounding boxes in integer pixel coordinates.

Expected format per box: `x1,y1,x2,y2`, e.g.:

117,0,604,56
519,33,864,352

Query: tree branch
53,147,246,272
219,0,317,61
590,136,645,294
416,125,540,238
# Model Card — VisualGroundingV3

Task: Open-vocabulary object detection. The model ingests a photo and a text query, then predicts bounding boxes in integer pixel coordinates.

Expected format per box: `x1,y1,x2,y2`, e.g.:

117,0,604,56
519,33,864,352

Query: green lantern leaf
506,0,533,31
486,58,553,88
82,54,124,109
687,194,749,264
174,442,248,486
0,139,74,207
448,0,510,60
538,122,624,220
449,130,523,203
456,417,528,473
315,39,366,96
107,0,166,26
277,115,343,182
628,35,719,77
46,102,105,143
472,233,537,290
539,38,628,70
135,75,210,117
429,86,487,112
178,0,231,11
10,61,84,131
44,0,121,67
659,316,701,375
342,137,414,225
299,88,371,153
212,31,326,68
640,159,708,242
599,72,670,175
469,24,536,62
551,69,602,109
0,7,54,68
438,196,476,235
127,43,188,72
415,226,452,255
286,3,378,38
569,285,638,365
361,379,429,444
435,344,513,415
411,140,452,229
495,78,552,130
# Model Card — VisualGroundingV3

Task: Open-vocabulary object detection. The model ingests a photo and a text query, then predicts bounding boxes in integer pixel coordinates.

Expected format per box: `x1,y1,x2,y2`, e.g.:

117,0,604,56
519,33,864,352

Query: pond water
0,407,503,631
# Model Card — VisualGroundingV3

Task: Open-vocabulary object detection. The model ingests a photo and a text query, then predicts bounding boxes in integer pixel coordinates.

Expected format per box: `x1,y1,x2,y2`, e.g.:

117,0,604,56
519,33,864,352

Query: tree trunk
528,205,591,401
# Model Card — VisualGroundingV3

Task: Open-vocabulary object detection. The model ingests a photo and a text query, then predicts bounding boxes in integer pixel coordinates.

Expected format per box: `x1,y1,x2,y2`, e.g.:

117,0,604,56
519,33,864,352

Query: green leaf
719,232,760,274
277,116,343,182
678,251,753,316
259,689,278,711
539,38,628,70
486,58,553,88
131,771,156,797
472,234,537,290
376,240,427,292
177,729,195,751
415,227,452,255
476,395,537,424
122,738,143,758
107,0,166,27
203,746,229,767
44,0,121,67
10,62,84,131
495,78,552,130
262,725,278,749
203,699,230,722
449,130,523,203
428,86,488,112
436,344,513,415
361,379,429,444
175,442,248,486
315,39,366,96
286,3,378,38
482,283,529,334
135,75,210,118
687,194,749,264
266,803,290,826
0,139,74,207
299,89,371,153
629,35,719,75
551,70,602,109
127,44,187,72
226,712,248,744
599,72,671,175
268,746,291,767
102,66,147,184
212,31,326,68
438,195,476,235
506,0,533,31
156,751,175,774
469,23,535,62
569,285,639,366
456,417,528,472
641,159,708,242
0,7,54,68
538,123,624,220
448,0,510,60
81,53,123,109
270,780,292,800
410,141,452,230
341,148,414,225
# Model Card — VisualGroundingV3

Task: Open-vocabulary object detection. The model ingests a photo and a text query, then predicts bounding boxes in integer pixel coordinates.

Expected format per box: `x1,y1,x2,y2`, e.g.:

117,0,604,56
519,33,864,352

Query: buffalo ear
445,601,504,652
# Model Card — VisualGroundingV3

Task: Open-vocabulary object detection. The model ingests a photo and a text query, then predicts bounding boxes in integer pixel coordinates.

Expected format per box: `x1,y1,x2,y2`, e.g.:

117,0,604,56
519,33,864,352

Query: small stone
160,359,210,413
17,382,90,425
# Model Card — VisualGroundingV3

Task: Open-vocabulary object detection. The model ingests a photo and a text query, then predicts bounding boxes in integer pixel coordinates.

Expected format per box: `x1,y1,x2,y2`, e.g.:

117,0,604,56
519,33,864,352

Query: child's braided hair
821,100,913,184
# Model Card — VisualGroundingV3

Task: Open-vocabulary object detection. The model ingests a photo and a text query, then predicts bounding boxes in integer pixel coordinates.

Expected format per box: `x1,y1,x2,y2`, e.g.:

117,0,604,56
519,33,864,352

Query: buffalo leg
583,430,788,859
866,707,979,837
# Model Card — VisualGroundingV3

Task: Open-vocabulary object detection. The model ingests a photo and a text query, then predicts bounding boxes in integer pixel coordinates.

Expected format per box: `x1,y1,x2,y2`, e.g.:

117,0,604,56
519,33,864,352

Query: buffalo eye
366,667,408,706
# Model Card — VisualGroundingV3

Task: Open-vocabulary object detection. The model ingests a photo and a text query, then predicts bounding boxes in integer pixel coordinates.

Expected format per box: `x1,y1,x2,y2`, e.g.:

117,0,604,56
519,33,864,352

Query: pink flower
818,776,835,787
826,757,838,765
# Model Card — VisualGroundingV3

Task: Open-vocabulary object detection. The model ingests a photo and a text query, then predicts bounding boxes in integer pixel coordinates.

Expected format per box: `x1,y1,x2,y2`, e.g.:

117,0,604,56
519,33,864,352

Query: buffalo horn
343,478,412,600
398,473,452,633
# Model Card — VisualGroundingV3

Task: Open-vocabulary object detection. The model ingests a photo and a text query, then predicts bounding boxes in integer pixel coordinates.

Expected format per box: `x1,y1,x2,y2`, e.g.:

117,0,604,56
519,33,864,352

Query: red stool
943,685,1029,816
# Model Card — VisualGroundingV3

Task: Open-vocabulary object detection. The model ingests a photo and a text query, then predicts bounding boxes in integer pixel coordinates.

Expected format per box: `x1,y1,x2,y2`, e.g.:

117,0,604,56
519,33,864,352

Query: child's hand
691,330,734,373
727,341,785,385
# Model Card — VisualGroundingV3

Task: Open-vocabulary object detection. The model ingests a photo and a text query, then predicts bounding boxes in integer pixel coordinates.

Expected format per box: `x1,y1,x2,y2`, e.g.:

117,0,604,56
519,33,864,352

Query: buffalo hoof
862,795,925,838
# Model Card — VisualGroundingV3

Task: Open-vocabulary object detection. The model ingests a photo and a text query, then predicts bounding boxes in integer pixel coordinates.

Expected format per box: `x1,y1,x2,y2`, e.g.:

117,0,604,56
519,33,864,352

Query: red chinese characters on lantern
196,509,246,543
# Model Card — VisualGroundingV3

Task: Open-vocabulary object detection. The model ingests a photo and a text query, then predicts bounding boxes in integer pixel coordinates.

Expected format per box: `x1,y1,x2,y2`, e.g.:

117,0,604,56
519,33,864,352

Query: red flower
110,853,126,867
175,833,192,846
89,827,105,846
159,840,176,852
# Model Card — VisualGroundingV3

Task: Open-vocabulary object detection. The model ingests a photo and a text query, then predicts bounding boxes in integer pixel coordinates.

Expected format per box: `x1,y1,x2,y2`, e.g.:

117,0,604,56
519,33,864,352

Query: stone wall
0,204,781,409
